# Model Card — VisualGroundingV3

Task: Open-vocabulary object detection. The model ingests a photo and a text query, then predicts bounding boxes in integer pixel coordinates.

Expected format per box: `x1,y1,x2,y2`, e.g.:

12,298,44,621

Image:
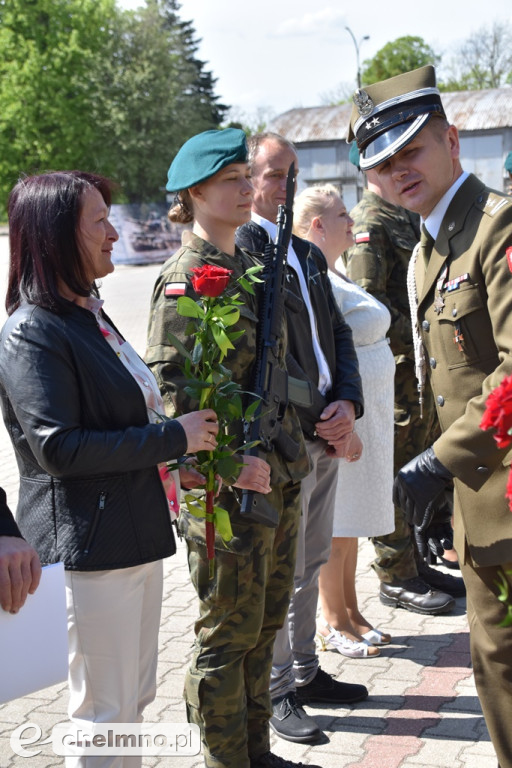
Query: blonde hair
293,183,342,238
168,189,194,224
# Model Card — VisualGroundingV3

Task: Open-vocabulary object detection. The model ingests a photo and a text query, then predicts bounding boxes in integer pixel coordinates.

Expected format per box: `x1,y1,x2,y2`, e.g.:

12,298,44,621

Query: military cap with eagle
347,65,446,171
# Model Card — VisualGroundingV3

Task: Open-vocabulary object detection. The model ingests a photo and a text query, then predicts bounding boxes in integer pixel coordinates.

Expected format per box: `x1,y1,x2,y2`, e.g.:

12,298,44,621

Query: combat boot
417,561,466,597
380,576,455,614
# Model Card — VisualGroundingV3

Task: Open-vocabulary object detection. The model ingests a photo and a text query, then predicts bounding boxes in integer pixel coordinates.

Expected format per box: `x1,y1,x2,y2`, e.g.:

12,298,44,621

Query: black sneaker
417,561,466,597
380,577,455,614
294,667,368,706
250,751,323,768
270,692,322,743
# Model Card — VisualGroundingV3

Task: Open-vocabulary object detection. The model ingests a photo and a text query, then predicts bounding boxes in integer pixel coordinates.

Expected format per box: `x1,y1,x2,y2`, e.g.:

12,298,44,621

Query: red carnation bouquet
167,263,263,578
480,374,512,626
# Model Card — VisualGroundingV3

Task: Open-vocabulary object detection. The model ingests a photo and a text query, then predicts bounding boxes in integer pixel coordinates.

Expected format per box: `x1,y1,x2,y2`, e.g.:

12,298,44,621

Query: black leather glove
414,498,453,560
393,446,453,529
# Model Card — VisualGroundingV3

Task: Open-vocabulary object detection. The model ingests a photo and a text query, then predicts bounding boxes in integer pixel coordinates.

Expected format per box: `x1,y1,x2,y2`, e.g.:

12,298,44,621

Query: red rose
480,374,512,449
191,265,232,297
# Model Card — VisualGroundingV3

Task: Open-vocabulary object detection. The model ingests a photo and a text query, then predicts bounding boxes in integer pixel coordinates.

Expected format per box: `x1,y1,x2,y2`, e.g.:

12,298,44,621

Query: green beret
166,128,248,192
347,66,446,171
505,152,512,173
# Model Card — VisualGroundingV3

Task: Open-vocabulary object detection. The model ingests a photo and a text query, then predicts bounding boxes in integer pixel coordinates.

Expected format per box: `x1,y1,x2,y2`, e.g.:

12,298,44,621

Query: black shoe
250,752,323,768
294,667,368,706
417,561,466,597
380,577,456,615
270,692,322,744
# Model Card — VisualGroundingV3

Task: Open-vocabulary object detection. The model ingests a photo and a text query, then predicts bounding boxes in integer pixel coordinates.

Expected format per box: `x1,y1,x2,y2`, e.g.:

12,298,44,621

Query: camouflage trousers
179,476,301,768
371,360,440,583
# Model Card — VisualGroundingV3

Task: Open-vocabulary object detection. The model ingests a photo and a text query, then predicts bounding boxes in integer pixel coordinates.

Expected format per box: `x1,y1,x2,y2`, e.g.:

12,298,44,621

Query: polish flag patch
355,232,370,244
164,282,187,297
507,247,512,273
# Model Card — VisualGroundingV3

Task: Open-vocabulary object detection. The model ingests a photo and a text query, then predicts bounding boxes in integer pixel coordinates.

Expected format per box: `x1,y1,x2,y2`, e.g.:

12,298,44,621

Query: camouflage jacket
145,231,309,485
345,189,420,363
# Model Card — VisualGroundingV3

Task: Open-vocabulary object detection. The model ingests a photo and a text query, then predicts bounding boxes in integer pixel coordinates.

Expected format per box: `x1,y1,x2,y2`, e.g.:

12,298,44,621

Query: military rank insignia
507,246,512,273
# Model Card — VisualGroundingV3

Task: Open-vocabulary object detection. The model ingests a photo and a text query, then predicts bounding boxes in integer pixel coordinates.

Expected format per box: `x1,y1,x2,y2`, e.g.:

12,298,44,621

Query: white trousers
65,560,163,768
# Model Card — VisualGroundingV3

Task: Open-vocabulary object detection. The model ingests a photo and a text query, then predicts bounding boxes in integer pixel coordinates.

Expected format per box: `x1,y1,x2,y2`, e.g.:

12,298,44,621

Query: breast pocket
437,283,491,369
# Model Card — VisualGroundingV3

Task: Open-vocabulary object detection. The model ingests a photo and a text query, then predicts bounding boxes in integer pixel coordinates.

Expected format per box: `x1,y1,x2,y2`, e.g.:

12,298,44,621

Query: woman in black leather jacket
0,170,219,767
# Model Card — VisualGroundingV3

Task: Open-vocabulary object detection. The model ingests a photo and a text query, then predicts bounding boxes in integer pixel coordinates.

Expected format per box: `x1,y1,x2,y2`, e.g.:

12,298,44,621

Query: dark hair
6,170,115,315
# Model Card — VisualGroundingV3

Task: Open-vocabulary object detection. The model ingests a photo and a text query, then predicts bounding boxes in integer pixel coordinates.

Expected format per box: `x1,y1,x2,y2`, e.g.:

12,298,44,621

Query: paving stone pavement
0,237,496,767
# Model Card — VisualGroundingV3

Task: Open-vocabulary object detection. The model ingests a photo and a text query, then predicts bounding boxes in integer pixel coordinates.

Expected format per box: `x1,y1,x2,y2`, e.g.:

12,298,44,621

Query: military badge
434,294,445,314
353,89,374,117
507,246,512,273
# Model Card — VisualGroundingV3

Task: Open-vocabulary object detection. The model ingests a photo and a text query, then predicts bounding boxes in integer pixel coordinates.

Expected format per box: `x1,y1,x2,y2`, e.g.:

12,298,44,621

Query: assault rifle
240,163,304,527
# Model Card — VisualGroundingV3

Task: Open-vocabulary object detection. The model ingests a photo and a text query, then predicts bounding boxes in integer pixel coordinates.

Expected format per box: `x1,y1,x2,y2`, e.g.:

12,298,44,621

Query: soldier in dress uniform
344,147,465,613
349,65,512,768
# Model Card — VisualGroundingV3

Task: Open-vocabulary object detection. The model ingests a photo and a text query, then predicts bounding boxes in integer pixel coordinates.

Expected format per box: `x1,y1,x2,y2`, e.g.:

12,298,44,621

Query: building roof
269,87,512,143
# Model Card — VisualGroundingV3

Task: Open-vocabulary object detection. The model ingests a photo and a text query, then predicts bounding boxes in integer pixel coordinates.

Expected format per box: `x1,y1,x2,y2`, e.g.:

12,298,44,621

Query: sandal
315,622,380,658
361,628,391,646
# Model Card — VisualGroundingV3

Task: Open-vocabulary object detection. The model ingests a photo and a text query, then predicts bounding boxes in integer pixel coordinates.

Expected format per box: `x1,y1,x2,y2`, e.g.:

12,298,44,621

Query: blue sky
119,0,512,117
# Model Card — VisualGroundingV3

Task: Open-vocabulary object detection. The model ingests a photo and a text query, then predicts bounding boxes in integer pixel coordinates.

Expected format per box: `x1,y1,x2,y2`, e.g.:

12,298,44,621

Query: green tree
105,0,226,202
0,0,227,211
441,21,512,91
360,36,440,86
0,0,120,210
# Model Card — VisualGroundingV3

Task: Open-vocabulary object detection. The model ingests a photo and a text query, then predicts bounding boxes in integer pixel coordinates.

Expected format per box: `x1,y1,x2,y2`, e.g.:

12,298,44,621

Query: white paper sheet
0,561,68,704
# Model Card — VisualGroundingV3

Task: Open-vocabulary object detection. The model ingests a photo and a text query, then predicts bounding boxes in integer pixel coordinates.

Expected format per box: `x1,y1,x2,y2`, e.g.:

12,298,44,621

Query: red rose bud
191,265,233,297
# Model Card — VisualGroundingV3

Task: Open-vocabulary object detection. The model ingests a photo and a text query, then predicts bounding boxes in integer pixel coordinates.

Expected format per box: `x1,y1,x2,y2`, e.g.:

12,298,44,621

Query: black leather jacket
236,221,363,438
0,302,187,570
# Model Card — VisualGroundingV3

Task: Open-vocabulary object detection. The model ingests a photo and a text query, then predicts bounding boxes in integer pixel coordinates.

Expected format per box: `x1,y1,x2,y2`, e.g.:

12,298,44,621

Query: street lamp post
345,26,370,89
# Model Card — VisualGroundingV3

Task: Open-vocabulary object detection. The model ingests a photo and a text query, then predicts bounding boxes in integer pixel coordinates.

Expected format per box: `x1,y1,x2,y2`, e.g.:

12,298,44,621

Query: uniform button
452,308,457,317
422,320,430,331
429,357,437,368
476,466,489,474
436,395,445,406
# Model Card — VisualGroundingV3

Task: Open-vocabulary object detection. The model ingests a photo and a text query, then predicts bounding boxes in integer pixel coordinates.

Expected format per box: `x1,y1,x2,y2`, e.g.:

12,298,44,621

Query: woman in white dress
293,184,395,658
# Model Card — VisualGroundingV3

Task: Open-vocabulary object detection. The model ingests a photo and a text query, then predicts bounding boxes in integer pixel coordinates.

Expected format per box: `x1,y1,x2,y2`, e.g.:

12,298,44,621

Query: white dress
330,266,395,537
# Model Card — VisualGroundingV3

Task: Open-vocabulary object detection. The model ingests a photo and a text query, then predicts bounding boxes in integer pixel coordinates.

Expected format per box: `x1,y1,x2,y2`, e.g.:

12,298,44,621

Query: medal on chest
434,267,447,315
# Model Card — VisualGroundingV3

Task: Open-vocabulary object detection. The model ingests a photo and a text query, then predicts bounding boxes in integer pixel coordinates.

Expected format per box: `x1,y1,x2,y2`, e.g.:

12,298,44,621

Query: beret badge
353,89,374,117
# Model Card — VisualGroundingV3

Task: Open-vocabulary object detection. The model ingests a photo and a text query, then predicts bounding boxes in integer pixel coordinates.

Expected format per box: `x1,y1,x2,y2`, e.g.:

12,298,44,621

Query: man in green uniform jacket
345,165,464,613
348,65,512,768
